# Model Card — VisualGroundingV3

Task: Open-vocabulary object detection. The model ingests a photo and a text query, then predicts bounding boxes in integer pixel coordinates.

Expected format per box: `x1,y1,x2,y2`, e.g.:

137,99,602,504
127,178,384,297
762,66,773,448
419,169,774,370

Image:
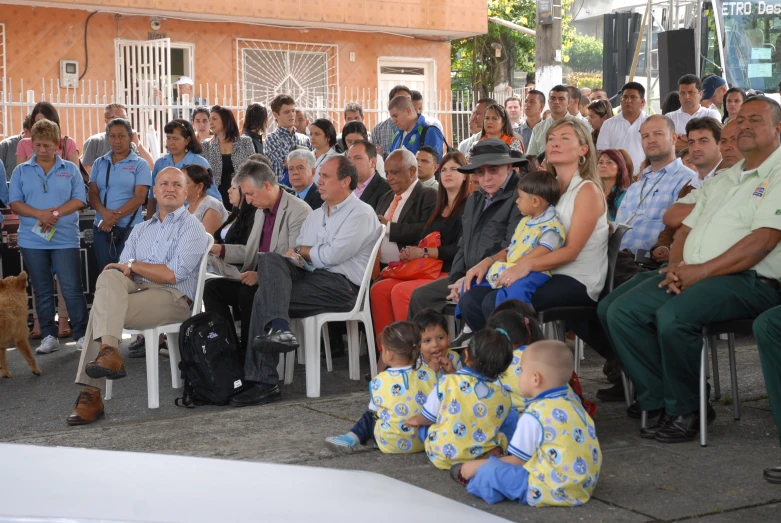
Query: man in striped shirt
67,167,209,426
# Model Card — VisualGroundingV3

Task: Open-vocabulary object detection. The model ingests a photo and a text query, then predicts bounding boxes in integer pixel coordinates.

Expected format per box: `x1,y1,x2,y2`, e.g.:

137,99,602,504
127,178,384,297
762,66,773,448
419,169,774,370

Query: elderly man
527,86,573,157
81,104,154,173
347,140,390,211
203,160,311,352
376,148,437,264
458,98,497,156
614,115,695,254
387,96,444,155
667,74,722,152
407,139,525,324
597,82,649,172
0,115,31,180
604,97,781,443
66,167,209,425
230,156,382,406
287,149,323,210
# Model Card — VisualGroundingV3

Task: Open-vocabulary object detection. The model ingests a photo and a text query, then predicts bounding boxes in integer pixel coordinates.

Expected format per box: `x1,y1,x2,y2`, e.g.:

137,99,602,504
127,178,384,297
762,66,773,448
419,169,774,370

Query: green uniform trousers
597,271,660,353
754,306,781,444
606,270,779,416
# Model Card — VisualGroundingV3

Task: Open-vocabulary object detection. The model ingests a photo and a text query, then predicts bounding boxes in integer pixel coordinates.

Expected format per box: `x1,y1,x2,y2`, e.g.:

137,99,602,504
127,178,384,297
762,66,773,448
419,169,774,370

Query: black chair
538,224,632,374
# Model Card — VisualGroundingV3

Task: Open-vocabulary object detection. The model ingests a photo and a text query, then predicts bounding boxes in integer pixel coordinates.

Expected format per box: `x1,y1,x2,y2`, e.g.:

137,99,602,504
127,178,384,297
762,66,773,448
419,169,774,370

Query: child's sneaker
325,433,358,453
449,463,469,486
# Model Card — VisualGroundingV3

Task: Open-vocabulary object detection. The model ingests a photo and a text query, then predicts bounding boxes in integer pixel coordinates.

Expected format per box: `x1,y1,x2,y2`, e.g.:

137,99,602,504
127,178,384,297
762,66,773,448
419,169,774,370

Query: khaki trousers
75,269,192,390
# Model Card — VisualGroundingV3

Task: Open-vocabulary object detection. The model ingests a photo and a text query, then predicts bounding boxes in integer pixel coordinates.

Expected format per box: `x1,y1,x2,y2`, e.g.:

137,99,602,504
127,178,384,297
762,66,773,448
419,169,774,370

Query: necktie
385,194,402,221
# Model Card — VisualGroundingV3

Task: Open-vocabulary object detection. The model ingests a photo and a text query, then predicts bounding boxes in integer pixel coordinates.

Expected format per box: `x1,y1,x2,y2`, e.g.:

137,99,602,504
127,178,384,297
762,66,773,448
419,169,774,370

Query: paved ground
1,334,780,522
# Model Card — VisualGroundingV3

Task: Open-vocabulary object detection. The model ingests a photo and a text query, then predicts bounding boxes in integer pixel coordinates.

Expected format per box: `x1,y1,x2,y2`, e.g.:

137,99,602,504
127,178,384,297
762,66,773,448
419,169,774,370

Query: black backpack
175,312,245,407
419,125,455,154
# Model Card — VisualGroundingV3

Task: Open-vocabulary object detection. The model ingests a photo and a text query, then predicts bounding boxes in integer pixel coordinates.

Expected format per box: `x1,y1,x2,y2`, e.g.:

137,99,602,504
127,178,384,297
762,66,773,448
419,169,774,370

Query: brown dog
0,272,41,378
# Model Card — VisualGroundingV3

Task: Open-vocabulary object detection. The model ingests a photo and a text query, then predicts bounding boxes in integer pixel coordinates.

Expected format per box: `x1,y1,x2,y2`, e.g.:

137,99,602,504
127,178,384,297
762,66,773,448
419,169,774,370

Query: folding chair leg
621,371,634,409
700,340,708,447
276,354,286,381
105,379,113,400
346,320,360,381
284,349,295,385
727,333,740,420
574,337,583,376
145,329,160,409
305,319,322,398
447,314,457,340
322,323,333,373
167,333,183,389
709,336,721,400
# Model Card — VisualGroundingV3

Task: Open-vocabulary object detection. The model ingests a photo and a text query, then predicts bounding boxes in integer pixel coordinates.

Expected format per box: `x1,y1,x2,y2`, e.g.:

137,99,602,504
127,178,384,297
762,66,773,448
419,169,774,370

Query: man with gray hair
204,160,311,362
375,148,437,264
287,149,323,210
233,155,382,407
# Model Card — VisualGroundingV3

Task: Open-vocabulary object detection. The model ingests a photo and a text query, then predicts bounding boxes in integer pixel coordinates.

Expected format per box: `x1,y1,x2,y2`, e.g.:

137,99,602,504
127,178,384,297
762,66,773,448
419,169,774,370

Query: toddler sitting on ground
412,309,463,379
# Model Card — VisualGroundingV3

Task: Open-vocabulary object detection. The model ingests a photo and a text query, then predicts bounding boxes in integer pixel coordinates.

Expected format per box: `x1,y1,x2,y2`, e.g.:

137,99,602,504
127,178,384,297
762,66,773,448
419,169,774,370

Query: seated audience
371,151,469,354
287,149,323,210
309,119,340,182
229,156,381,407
602,97,781,443
243,102,268,154
212,177,256,251
341,121,385,177
201,105,255,206
88,118,152,269
16,102,81,174
376,148,437,265
181,164,229,235
346,139,390,210
597,82,649,175
66,167,209,425
82,103,154,173
204,160,310,355
9,119,88,354
415,146,440,190
598,149,631,221
265,94,312,185
614,115,695,254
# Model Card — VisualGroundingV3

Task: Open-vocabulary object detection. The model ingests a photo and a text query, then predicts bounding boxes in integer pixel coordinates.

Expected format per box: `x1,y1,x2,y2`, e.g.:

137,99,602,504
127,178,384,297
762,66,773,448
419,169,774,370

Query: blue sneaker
325,433,358,453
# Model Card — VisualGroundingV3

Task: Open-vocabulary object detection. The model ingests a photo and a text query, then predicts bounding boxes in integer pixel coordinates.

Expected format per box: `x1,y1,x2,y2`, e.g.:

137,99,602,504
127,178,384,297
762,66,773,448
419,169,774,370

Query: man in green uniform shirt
605,96,781,444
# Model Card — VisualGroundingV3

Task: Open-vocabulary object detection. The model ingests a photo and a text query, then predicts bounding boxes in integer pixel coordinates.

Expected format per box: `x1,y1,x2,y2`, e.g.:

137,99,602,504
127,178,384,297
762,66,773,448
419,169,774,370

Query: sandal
30,330,43,340
58,328,73,338
449,464,469,486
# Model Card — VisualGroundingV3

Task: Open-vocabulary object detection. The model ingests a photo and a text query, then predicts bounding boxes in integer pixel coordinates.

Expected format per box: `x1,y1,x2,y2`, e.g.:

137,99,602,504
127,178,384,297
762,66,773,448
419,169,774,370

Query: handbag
379,231,444,281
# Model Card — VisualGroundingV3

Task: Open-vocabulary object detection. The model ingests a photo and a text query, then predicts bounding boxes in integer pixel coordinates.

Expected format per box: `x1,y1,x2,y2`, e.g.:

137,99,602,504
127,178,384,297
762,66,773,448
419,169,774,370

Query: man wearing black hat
407,138,526,328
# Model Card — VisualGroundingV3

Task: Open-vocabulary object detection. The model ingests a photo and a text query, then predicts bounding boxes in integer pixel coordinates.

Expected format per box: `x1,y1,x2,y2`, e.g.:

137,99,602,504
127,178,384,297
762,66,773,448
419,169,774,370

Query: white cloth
667,106,723,135
313,147,341,184
380,179,419,264
553,173,609,301
423,114,444,134
596,111,649,175
690,165,718,189
458,132,481,156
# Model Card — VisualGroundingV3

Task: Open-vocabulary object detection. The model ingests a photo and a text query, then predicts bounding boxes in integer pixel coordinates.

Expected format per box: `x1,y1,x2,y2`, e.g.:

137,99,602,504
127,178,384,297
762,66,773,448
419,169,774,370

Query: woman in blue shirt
88,118,152,269
146,119,216,216
9,119,88,355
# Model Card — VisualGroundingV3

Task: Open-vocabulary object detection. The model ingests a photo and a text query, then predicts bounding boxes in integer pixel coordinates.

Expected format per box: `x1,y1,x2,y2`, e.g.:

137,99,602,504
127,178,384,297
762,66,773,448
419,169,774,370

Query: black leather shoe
229,383,281,407
654,404,716,444
764,466,781,484
127,337,146,358
627,402,662,420
449,331,473,350
596,381,625,402
640,412,674,439
252,329,299,354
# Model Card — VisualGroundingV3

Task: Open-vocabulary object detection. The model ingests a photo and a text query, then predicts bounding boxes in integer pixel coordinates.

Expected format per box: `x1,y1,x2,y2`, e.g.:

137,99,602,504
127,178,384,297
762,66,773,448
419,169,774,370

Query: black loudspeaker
658,29,696,103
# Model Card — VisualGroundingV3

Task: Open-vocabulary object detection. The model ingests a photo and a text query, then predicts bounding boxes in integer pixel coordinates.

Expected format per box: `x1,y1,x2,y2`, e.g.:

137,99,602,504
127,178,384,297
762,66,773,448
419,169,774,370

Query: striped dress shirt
119,206,208,300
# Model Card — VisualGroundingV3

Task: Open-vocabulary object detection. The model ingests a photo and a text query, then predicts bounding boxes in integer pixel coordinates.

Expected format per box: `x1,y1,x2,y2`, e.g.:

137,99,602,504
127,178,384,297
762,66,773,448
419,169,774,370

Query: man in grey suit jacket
204,160,311,352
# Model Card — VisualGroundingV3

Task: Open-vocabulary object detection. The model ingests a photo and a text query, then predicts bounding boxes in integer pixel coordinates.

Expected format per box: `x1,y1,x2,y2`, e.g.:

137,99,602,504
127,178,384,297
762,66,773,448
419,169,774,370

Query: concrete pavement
1,335,779,521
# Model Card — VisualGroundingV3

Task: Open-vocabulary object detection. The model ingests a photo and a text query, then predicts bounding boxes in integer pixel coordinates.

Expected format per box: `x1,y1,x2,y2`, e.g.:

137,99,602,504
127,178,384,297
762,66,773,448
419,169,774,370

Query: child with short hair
453,340,602,508
412,309,463,380
325,322,428,454
404,329,514,470
486,306,544,412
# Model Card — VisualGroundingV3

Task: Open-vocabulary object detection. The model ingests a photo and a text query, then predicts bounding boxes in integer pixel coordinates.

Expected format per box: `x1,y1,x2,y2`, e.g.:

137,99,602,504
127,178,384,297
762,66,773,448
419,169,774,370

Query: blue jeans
21,247,88,340
93,226,131,270
457,272,551,330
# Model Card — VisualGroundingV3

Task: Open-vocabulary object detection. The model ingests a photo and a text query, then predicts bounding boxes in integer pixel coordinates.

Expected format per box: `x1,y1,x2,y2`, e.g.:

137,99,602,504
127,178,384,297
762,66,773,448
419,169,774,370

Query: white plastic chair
105,235,215,409
290,225,385,398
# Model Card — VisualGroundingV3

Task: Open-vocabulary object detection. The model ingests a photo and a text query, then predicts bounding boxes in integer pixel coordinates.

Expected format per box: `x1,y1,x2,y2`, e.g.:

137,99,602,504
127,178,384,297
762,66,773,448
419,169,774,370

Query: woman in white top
182,164,229,235
309,118,340,183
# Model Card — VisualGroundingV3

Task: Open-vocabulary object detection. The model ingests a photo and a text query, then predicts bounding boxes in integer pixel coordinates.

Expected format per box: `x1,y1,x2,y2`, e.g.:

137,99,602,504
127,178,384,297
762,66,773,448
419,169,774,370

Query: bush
565,34,603,73
566,72,603,90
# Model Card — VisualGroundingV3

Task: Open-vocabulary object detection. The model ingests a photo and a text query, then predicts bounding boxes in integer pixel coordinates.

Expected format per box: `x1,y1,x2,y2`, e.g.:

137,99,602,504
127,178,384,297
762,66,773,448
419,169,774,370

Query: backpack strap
419,125,455,154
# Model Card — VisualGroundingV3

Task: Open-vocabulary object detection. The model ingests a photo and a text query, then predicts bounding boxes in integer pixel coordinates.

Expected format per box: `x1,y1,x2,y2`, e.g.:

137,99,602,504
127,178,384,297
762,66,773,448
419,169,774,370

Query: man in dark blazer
347,140,390,211
287,149,323,210
375,148,437,264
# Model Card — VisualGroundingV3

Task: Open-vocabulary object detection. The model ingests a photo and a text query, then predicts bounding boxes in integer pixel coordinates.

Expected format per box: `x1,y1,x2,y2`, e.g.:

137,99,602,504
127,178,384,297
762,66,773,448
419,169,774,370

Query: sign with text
538,0,554,25
148,32,167,40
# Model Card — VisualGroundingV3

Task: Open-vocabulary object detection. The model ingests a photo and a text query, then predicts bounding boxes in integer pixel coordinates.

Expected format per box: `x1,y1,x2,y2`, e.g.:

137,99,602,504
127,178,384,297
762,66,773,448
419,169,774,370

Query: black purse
102,162,139,244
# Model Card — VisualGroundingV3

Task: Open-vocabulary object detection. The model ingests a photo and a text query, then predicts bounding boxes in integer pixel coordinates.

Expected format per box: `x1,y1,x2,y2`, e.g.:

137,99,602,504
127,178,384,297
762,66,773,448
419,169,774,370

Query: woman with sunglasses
8,119,88,355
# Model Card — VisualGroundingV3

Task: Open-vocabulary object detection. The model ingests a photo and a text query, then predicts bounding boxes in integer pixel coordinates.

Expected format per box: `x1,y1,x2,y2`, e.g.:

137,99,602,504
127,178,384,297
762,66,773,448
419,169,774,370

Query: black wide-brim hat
458,138,529,173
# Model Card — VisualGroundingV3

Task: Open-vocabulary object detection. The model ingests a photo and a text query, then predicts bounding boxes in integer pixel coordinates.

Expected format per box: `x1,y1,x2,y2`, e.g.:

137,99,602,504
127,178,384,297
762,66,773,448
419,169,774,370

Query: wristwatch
423,247,430,258
294,246,302,255
127,259,135,272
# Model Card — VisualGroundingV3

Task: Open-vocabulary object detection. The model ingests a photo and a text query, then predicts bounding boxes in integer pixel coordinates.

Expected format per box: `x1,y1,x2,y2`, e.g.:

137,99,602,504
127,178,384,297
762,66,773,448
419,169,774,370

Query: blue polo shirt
0,160,8,225
149,152,220,201
389,114,445,155
9,155,87,249
90,151,152,228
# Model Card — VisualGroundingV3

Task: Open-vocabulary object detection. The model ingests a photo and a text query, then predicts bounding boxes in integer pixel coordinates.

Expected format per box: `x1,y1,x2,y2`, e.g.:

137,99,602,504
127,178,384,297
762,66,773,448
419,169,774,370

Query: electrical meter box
60,60,79,88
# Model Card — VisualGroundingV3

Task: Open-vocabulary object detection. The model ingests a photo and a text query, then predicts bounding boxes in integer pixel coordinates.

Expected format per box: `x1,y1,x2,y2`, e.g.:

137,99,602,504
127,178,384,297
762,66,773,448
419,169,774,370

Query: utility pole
535,0,563,102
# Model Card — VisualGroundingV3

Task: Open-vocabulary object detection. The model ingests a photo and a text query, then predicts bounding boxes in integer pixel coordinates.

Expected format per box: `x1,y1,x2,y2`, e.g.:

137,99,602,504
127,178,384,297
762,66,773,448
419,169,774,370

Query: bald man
68,167,210,425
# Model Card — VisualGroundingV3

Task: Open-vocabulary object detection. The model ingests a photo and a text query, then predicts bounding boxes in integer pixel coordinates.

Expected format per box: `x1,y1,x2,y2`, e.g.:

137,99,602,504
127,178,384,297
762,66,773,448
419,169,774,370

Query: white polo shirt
667,105,722,135
596,111,649,175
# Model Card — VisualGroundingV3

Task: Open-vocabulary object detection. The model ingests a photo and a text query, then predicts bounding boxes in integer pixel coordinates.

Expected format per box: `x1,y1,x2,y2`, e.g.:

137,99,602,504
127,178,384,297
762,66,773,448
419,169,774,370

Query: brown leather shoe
66,388,105,426
85,345,126,380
